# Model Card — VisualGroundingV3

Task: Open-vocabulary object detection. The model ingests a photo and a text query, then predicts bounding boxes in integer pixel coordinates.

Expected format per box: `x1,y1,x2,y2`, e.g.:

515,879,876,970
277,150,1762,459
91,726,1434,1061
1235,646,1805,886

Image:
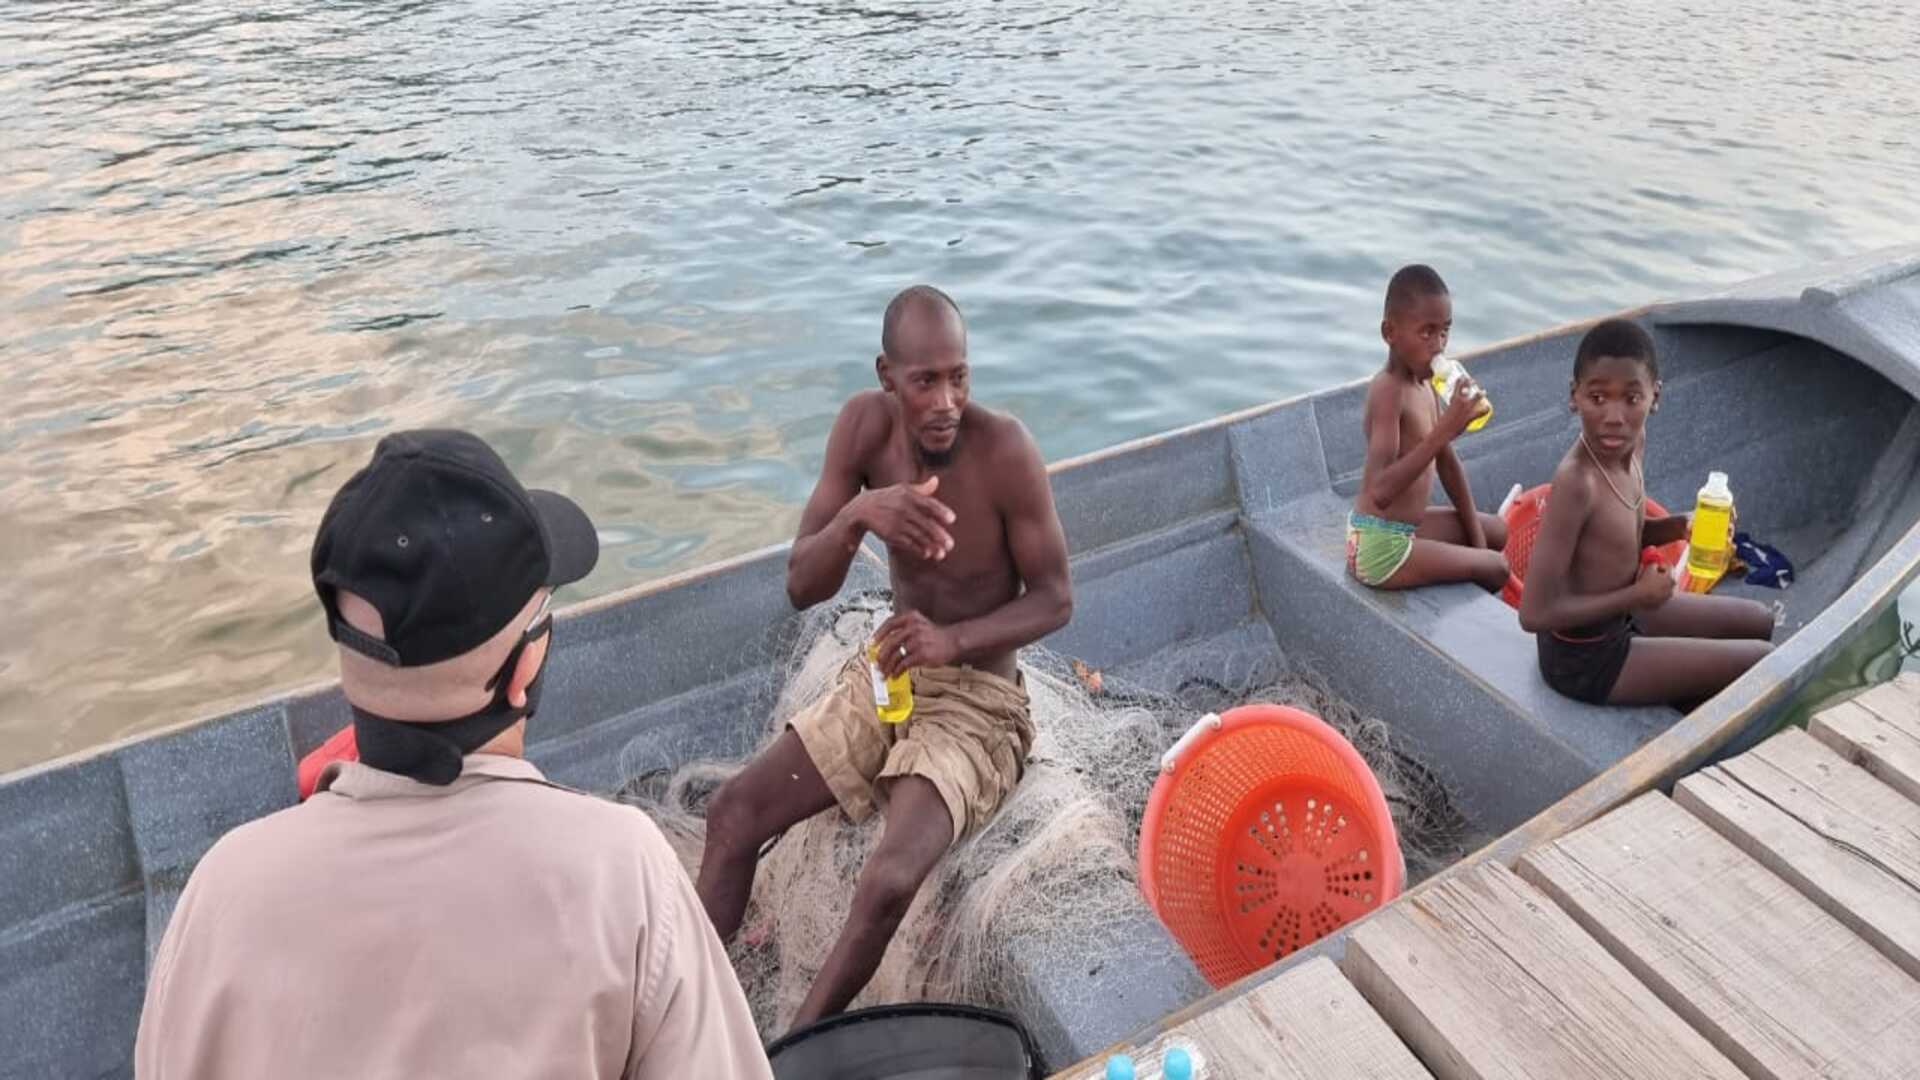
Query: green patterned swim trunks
1346,511,1416,587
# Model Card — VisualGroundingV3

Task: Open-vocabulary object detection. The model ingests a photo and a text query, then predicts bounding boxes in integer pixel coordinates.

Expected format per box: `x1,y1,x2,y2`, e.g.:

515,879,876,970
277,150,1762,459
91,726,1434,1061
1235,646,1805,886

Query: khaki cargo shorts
790,655,1033,843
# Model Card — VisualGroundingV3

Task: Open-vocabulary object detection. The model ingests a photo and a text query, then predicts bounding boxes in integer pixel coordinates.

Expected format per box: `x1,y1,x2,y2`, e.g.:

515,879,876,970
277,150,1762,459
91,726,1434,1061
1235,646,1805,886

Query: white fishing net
616,589,1474,1037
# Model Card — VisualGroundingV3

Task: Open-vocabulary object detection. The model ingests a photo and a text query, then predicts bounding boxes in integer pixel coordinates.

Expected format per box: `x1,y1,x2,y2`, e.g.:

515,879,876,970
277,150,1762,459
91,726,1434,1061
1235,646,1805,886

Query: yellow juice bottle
1430,355,1492,432
1684,471,1734,593
866,642,914,724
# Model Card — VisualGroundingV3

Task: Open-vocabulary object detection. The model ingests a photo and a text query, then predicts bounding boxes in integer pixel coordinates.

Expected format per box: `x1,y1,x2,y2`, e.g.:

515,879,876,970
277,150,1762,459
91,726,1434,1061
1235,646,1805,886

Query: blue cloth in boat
1734,532,1793,589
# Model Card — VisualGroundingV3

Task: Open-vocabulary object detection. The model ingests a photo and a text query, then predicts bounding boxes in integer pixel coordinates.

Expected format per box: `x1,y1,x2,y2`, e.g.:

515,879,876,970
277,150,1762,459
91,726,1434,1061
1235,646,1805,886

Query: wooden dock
1054,674,1920,1079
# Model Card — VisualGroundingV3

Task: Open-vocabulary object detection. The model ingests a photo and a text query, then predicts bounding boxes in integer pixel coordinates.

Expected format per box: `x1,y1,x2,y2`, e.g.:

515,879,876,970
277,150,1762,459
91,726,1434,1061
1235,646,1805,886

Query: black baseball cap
311,430,599,667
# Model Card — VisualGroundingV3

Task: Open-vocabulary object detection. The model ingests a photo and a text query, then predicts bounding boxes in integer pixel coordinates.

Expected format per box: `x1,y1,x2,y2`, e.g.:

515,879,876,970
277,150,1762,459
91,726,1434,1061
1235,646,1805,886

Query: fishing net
615,590,1474,1037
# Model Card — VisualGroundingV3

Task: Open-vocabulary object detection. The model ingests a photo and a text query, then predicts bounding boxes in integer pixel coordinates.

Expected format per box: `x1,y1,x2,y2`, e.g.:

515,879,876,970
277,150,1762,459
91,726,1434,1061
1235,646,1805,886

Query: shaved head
881,284,965,361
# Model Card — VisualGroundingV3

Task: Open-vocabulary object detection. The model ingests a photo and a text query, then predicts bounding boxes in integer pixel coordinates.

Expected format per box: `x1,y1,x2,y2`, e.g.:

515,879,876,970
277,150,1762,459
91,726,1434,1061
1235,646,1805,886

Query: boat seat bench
1247,491,1680,776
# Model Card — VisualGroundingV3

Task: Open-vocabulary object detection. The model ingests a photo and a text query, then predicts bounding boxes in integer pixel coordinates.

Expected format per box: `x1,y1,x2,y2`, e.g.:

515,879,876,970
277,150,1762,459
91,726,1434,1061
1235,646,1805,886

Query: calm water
3,1,1916,771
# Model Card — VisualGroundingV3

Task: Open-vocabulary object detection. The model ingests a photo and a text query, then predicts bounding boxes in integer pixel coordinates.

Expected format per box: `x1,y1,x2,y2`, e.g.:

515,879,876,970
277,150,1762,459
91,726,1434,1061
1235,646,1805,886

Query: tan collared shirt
135,755,770,1080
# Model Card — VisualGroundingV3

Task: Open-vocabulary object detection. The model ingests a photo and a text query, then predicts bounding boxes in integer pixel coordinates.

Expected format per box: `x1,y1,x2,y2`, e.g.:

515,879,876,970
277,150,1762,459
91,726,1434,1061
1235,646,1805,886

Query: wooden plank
1518,790,1920,1080
1050,956,1430,1079
1674,727,1920,980
1854,672,1920,731
1341,861,1742,1080
1810,677,1920,806
1168,957,1432,1080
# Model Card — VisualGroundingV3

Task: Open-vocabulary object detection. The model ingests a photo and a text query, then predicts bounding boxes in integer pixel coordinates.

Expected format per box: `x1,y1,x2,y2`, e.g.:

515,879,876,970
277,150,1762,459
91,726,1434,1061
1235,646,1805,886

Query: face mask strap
353,616,554,786
484,616,552,694
484,593,553,694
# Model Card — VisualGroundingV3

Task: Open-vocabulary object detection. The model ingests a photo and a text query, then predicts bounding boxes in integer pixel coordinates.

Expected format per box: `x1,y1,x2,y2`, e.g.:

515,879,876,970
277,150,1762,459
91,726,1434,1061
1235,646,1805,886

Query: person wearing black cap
134,431,772,1080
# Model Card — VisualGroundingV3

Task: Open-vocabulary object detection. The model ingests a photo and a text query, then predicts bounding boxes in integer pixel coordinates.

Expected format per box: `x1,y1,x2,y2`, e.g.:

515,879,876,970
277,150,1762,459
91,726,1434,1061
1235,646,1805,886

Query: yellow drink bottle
1430,355,1492,432
1684,471,1734,594
866,642,914,724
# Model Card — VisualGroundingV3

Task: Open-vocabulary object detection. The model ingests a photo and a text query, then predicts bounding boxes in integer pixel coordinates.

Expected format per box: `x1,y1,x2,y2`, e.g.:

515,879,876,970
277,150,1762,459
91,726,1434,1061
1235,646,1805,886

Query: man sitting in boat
696,285,1074,1030
1519,320,1774,705
135,431,770,1080
1347,264,1511,593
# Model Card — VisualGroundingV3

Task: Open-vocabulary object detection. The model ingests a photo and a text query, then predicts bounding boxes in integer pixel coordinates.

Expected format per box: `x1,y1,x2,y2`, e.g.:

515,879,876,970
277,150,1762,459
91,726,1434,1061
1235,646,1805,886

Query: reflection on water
3,0,1917,769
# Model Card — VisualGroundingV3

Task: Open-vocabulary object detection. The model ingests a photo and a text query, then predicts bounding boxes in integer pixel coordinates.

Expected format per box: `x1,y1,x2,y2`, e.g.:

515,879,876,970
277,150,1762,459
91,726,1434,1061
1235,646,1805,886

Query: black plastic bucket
765,1003,1041,1080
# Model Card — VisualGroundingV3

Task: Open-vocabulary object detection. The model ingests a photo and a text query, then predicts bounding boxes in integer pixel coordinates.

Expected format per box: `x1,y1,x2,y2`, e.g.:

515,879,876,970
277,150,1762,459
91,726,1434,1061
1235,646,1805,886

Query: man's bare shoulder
837,389,892,435
967,404,1044,469
965,401,1029,442
829,390,894,461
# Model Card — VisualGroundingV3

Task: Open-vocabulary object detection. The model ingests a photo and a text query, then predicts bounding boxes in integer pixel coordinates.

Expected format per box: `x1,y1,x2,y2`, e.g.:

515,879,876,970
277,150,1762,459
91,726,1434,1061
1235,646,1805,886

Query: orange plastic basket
1137,704,1404,988
1500,484,1683,609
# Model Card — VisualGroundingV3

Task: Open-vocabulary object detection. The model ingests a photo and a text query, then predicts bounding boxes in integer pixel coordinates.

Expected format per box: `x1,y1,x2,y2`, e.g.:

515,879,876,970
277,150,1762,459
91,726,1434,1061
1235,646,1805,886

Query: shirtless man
1519,318,1773,706
697,285,1072,1029
1348,265,1509,593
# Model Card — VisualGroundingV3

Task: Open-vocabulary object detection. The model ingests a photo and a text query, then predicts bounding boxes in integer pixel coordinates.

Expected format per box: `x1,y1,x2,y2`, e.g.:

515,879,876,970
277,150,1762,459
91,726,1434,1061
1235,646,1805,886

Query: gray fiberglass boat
6,247,1920,1076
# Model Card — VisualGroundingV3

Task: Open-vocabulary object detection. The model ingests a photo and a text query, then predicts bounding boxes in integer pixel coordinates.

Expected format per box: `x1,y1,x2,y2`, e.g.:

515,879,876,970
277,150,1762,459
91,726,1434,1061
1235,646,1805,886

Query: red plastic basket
1500,484,1683,609
1137,704,1404,988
